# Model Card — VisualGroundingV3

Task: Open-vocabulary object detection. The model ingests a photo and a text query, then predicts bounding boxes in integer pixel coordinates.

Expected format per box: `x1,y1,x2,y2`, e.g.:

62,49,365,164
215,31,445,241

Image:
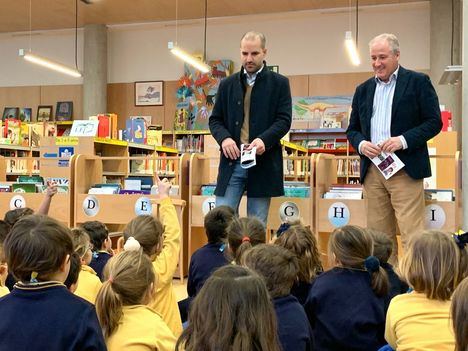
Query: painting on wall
135,81,164,106
292,96,353,130
175,59,234,130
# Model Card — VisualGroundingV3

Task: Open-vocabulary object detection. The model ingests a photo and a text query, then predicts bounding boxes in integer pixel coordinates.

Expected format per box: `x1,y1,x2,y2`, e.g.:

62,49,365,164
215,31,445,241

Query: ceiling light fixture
345,0,360,66
20,0,82,78
439,0,461,85
169,0,211,73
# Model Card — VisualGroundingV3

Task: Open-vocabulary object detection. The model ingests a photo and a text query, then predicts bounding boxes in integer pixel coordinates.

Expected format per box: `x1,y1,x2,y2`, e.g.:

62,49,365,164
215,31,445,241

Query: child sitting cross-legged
81,220,112,281
243,244,314,351
176,265,282,351
274,222,323,305
71,228,102,304
0,214,106,350
305,225,388,351
123,176,182,337
385,230,466,350
95,242,176,351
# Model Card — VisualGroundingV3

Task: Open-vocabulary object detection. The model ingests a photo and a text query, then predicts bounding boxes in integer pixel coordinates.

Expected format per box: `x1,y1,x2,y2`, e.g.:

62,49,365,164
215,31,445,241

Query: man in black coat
209,31,292,224
347,33,442,261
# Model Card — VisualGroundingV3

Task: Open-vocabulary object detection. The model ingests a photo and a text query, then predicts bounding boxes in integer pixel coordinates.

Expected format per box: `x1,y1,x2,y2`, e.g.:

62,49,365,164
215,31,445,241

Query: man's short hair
240,31,266,49
369,33,400,54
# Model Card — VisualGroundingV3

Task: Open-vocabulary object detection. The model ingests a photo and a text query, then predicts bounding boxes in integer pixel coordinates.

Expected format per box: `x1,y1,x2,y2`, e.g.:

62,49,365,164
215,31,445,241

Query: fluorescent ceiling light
345,31,360,66
19,49,82,78
439,65,462,85
170,45,210,74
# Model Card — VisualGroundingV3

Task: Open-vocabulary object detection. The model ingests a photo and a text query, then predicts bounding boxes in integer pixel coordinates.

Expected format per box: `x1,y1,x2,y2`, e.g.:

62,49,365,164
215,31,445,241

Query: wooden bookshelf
73,154,189,280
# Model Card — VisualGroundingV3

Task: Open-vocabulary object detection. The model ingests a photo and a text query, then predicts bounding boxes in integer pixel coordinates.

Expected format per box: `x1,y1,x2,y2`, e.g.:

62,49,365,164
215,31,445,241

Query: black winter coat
209,66,292,197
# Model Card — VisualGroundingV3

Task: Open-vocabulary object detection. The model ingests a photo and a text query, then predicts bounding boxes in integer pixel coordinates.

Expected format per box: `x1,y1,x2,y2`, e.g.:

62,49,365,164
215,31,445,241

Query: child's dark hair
81,221,109,251
204,206,235,243
64,252,81,290
0,220,11,244
123,215,164,256
367,229,393,264
227,217,266,264
4,207,34,227
96,251,155,339
275,222,323,283
451,277,468,351
400,230,462,301
243,244,299,298
4,214,73,282
176,265,281,351
329,225,389,297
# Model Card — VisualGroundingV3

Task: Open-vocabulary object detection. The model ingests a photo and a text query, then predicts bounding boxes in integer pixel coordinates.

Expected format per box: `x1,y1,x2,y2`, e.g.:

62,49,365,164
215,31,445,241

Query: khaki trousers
364,165,425,264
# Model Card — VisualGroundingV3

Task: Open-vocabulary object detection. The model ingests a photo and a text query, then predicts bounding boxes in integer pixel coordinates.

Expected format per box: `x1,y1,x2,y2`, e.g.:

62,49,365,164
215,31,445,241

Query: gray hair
240,31,266,49
369,33,400,54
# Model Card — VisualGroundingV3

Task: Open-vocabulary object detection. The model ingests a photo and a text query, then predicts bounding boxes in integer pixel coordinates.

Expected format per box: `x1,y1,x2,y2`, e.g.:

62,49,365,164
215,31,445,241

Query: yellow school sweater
385,291,455,351
0,285,9,297
106,305,176,351
149,197,183,337
74,265,102,304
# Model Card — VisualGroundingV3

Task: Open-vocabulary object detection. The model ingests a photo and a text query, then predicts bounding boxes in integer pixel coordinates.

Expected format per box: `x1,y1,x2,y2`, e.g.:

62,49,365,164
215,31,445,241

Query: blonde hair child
451,277,468,351
96,240,176,351
123,176,182,336
385,230,464,350
72,228,102,304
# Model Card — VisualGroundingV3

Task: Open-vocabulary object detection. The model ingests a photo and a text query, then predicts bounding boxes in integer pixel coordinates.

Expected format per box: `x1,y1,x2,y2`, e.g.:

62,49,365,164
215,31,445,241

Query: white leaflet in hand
240,144,257,169
370,151,405,180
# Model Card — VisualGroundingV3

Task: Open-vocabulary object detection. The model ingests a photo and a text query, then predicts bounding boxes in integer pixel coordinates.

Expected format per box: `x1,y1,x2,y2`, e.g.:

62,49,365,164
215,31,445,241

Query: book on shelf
30,123,44,147
12,183,36,193
125,117,147,144
147,125,162,146
4,119,21,145
323,183,363,199
18,175,44,184
0,184,11,192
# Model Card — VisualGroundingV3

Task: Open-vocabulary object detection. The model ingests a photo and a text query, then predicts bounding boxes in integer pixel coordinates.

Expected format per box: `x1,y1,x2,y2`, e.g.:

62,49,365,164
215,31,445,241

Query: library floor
173,279,188,302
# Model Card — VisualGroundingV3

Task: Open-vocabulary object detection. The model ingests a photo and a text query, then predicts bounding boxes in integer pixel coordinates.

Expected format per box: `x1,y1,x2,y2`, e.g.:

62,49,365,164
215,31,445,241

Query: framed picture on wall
2,107,19,121
19,108,32,122
56,101,73,121
37,105,53,121
135,81,164,106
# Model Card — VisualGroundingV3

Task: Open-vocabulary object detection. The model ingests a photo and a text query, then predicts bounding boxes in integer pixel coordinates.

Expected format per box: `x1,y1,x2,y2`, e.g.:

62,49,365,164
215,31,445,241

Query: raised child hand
46,181,58,198
155,173,171,199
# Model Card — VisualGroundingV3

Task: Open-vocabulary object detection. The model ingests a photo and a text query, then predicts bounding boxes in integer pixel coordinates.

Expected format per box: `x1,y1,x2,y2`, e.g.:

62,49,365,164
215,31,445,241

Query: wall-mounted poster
292,96,353,130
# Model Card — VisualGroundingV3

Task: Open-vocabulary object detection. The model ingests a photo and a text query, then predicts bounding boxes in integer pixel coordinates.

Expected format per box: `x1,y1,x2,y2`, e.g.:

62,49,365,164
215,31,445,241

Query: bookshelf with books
161,130,210,153
73,154,190,279
288,128,354,155
0,155,75,226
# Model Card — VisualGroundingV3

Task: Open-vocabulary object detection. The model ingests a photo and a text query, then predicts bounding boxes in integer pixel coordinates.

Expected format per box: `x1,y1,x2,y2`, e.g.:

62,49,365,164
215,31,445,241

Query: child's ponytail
227,217,266,264
95,246,155,339
364,255,389,297
95,279,123,339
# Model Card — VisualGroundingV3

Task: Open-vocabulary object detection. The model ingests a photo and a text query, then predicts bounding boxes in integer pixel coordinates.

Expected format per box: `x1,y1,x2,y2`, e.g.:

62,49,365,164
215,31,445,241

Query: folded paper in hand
240,144,257,169
371,151,405,180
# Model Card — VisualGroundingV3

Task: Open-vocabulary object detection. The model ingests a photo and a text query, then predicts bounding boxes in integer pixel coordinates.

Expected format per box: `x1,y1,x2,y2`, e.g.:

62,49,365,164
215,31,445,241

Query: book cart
73,154,190,280
0,154,76,226
314,149,461,265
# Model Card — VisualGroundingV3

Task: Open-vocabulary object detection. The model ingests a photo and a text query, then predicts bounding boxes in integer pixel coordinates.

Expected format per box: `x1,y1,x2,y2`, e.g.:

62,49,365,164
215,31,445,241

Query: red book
97,115,111,138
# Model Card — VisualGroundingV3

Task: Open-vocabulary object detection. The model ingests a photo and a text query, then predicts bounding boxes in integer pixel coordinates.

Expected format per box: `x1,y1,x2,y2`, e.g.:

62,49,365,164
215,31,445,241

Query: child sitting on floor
123,176,182,337
305,225,388,351
275,222,323,305
176,265,281,351
227,216,266,264
81,220,112,281
96,246,176,351
71,228,102,304
243,244,314,351
0,214,106,350
385,230,466,351
451,276,468,351
368,228,409,308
